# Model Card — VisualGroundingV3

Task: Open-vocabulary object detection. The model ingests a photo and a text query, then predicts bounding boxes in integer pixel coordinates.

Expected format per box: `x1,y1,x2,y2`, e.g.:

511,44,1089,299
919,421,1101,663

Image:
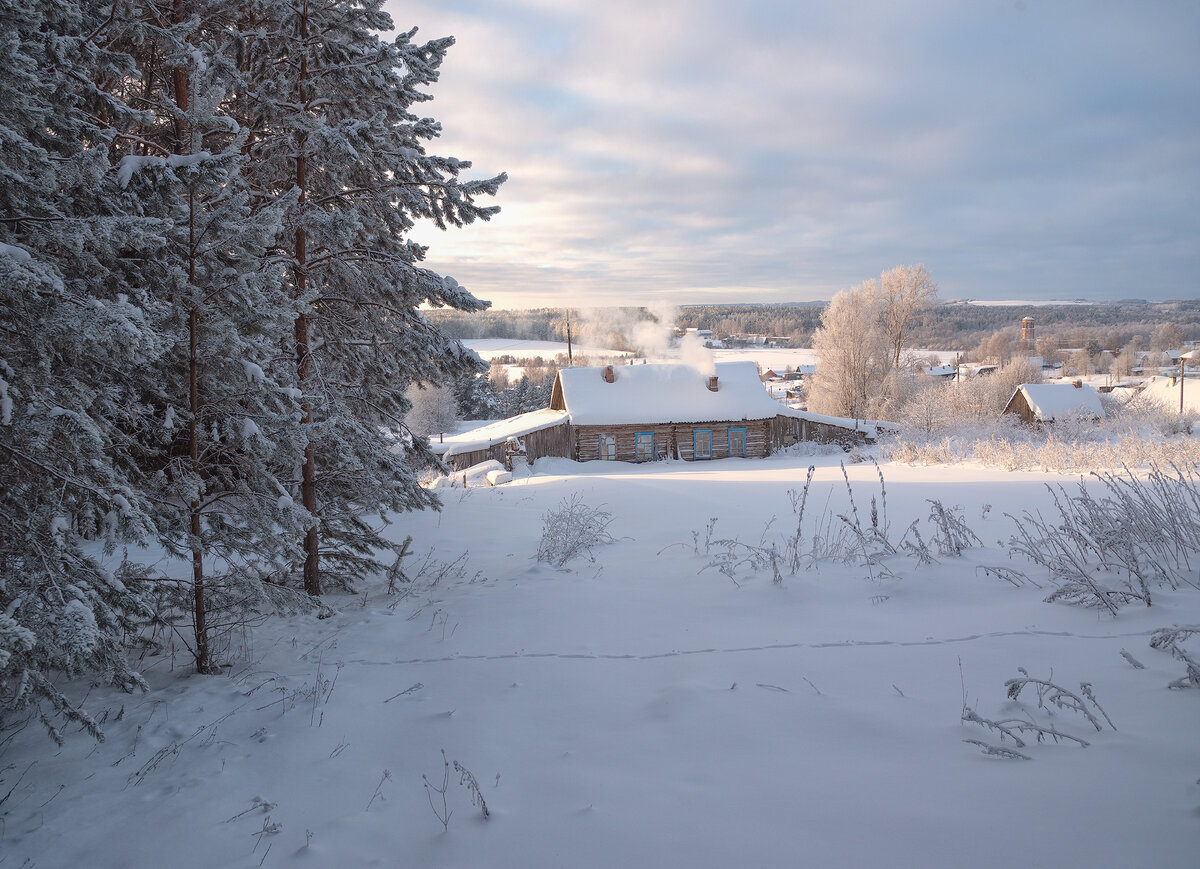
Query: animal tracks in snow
370,627,1156,667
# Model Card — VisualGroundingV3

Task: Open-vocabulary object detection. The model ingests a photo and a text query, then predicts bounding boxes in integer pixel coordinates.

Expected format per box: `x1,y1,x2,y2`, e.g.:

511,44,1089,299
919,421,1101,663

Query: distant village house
432,362,882,471
1003,382,1105,425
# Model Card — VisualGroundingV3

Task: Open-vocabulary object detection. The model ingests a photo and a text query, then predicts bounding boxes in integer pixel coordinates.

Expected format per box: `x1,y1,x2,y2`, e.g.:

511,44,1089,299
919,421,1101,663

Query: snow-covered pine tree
110,0,315,672
454,371,501,421
0,0,163,739
242,0,505,593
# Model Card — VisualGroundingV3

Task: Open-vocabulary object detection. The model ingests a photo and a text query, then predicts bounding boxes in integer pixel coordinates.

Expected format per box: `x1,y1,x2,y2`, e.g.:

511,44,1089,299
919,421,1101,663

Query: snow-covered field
956,298,1097,307
466,338,960,374
701,347,958,370
4,454,1198,868
462,338,633,361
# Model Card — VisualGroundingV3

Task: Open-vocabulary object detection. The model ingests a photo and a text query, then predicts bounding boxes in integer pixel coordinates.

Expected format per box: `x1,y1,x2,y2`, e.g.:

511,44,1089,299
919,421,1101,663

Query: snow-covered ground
711,347,959,368
3,454,1198,868
463,338,633,361
469,338,960,375
955,298,1097,307
1139,374,1200,414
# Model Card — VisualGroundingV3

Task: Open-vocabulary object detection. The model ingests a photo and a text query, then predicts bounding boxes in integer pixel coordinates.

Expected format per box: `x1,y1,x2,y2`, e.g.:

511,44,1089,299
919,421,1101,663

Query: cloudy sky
387,0,1200,309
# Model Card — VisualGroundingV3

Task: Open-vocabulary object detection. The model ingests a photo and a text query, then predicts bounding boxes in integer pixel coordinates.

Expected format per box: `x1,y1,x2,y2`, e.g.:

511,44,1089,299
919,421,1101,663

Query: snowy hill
2,456,1197,868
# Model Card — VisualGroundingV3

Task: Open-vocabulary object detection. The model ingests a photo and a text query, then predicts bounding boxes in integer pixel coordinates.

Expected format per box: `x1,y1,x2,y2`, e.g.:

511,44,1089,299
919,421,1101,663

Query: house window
728,427,746,457
598,433,616,461
634,432,655,462
693,429,712,460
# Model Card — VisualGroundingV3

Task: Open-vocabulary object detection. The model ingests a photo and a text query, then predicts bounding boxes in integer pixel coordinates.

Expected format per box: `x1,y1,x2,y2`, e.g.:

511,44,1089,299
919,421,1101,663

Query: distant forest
427,299,1200,355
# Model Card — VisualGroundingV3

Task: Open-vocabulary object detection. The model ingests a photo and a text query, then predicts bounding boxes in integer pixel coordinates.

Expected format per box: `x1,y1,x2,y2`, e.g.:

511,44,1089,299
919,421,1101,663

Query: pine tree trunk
296,293,320,596
175,14,213,673
295,3,321,595
187,188,214,674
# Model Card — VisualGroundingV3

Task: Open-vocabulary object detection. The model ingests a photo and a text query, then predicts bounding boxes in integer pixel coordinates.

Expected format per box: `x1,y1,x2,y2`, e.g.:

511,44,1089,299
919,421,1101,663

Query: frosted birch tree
879,264,938,369
808,281,890,420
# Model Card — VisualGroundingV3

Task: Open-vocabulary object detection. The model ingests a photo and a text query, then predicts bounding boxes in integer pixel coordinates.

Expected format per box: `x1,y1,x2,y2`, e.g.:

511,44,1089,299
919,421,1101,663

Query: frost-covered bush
1007,465,1200,613
536,495,616,567
882,406,1200,472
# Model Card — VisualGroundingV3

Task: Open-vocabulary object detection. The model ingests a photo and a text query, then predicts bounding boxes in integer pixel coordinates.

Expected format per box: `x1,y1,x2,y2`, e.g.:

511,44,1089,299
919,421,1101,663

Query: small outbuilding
428,408,571,471
1003,382,1105,424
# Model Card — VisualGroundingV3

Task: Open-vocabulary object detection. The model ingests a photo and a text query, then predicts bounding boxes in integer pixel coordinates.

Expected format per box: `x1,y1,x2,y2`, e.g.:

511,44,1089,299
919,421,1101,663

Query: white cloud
390,0,1200,308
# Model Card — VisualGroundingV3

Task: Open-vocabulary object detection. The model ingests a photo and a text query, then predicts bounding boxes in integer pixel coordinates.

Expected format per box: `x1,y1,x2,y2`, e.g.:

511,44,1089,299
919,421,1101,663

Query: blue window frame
693,428,712,460
634,431,655,462
728,427,747,457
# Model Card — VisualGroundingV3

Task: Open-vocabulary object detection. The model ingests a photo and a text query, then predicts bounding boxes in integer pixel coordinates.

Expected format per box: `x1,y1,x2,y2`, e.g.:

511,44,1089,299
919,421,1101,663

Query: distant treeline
427,307,568,341
425,306,661,351
428,300,1200,353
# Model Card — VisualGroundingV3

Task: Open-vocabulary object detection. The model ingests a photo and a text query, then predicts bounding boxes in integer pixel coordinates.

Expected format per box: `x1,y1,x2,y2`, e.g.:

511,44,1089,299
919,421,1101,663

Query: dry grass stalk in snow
702,519,785,586
421,750,491,831
963,667,1114,751
925,499,982,556
1005,667,1116,732
1149,625,1200,690
1006,465,1200,613
454,759,490,819
962,738,1032,760
886,424,1200,473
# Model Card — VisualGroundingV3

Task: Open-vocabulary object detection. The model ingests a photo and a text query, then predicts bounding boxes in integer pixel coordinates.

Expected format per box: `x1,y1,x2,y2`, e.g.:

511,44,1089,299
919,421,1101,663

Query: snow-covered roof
1138,375,1200,413
431,409,569,458
774,405,897,439
923,364,956,377
554,361,784,426
1011,383,1105,421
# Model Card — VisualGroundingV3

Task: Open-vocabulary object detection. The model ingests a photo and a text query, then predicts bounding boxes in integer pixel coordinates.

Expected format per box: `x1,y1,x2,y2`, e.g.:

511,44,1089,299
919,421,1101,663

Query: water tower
1021,317,1036,356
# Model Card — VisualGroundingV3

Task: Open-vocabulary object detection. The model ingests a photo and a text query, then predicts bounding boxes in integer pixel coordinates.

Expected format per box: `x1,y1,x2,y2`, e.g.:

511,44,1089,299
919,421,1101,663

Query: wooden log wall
444,421,574,471
574,423,674,463
673,421,771,461
445,443,505,472
1001,392,1036,424
574,419,772,463
524,421,573,461
445,415,881,471
771,416,869,448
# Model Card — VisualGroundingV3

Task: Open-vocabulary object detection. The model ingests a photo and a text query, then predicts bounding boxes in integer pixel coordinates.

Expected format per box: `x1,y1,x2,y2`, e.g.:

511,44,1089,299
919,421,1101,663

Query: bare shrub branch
536,494,616,567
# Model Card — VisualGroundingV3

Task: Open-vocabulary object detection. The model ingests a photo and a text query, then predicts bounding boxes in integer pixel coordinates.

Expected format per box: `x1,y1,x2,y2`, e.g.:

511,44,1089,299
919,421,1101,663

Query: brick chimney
603,365,614,383
707,375,719,392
